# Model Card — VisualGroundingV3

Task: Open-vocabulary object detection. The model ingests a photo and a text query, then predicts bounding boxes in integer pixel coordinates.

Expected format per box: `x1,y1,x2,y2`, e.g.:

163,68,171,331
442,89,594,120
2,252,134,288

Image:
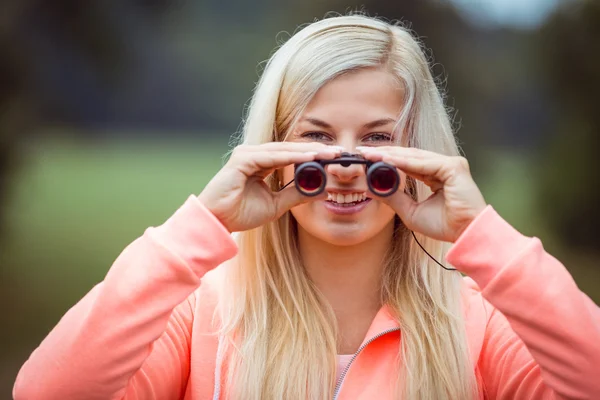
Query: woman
13,14,600,400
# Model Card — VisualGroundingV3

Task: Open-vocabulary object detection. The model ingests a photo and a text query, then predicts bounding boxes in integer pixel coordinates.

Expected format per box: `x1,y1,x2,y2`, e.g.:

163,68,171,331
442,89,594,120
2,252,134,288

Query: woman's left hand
357,146,488,243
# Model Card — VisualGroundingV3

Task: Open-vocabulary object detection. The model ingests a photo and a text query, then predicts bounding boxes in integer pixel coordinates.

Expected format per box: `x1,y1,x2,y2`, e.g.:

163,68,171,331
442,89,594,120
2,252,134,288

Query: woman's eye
363,133,392,143
300,131,332,142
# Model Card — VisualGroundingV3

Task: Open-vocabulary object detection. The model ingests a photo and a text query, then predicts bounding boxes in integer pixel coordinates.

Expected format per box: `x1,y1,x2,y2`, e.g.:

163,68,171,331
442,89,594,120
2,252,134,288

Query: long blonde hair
218,13,479,400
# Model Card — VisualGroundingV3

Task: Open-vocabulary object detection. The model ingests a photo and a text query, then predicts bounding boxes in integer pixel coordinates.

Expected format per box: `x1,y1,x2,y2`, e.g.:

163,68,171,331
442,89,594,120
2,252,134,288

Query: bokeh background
1,0,599,396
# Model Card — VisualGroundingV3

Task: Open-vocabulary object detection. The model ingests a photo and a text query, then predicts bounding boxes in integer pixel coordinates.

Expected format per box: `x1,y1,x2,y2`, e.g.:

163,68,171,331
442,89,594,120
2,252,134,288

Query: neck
297,221,395,319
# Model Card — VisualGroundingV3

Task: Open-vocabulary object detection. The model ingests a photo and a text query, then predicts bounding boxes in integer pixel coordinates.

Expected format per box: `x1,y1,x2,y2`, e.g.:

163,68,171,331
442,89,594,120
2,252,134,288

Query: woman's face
282,68,407,247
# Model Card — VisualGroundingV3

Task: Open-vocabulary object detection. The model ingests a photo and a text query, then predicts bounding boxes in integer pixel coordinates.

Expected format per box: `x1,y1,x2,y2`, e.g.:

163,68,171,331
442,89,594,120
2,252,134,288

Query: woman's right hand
198,142,343,233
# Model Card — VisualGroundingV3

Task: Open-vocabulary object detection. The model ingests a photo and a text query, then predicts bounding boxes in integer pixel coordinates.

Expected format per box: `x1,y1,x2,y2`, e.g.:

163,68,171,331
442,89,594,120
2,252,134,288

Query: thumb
274,184,327,217
378,190,418,229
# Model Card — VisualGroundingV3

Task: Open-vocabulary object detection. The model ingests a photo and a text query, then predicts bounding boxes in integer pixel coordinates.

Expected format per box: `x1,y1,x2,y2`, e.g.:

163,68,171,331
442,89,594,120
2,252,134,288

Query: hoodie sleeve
12,194,238,400
446,205,600,400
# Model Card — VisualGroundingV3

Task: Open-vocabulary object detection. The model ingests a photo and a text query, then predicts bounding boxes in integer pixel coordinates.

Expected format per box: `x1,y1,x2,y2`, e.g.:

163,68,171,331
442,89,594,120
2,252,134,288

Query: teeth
326,192,368,204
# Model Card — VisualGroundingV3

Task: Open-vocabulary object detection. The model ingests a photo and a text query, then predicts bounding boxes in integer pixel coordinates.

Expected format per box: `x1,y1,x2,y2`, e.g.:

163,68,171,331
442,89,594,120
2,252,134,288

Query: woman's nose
326,138,363,183
327,162,364,183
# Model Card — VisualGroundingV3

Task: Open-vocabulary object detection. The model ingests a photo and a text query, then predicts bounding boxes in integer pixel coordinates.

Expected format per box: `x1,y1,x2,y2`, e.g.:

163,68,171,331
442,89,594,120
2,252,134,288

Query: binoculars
293,152,400,197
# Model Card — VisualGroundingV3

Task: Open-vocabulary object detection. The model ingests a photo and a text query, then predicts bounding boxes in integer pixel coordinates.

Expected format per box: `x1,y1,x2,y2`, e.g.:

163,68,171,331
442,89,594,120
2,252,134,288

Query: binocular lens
367,163,399,196
294,159,399,197
296,165,325,195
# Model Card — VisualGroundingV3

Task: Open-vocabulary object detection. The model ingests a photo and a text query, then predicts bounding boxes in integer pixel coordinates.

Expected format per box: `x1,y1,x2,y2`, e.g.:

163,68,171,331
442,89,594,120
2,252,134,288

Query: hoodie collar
359,304,401,348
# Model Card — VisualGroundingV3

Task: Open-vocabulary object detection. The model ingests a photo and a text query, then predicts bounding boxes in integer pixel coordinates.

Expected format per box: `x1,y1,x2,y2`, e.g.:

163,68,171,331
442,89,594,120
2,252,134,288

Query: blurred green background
1,0,599,397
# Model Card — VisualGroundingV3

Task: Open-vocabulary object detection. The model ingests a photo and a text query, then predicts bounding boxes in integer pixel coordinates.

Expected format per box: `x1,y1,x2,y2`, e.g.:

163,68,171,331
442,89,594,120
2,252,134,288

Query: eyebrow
301,117,397,130
363,118,397,130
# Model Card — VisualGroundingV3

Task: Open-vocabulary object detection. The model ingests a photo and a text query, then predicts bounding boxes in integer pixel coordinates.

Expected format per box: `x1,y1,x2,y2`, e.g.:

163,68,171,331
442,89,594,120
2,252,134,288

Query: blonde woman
13,14,600,400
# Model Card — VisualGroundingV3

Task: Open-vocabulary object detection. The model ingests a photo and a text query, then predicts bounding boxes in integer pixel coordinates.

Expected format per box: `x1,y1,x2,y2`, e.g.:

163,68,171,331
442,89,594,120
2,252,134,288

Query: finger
357,146,438,159
402,170,444,192
358,148,447,191
372,189,419,229
245,142,344,154
273,184,327,217
234,148,340,177
386,156,459,184
361,150,456,184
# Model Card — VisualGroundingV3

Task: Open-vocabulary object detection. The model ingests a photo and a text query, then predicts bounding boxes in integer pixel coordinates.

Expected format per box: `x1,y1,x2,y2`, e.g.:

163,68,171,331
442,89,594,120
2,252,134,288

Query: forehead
302,68,405,120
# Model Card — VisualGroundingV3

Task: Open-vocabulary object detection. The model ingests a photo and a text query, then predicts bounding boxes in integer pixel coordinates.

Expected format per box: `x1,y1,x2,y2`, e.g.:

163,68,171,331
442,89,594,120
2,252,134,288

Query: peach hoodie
13,195,600,400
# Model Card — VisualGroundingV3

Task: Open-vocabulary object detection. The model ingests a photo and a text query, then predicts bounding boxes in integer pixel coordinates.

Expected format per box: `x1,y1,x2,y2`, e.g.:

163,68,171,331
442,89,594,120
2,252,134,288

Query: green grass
1,136,231,344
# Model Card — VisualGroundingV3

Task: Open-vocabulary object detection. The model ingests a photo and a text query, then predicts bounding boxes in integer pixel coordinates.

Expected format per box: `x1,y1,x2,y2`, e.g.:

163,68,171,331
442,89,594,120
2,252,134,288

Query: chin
313,225,374,247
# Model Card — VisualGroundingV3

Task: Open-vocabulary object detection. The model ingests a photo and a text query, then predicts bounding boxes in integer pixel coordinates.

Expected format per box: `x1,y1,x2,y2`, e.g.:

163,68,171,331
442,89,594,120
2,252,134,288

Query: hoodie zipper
332,328,400,400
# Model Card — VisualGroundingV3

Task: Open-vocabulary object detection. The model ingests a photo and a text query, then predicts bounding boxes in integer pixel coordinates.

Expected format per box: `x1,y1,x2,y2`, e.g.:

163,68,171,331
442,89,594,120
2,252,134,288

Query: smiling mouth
326,192,371,207
326,198,371,207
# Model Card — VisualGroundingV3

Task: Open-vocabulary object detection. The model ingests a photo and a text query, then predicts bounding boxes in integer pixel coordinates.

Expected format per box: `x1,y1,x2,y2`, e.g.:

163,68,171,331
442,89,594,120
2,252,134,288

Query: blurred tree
322,1,550,168
0,35,27,240
537,0,600,251
0,3,35,240
0,0,134,242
